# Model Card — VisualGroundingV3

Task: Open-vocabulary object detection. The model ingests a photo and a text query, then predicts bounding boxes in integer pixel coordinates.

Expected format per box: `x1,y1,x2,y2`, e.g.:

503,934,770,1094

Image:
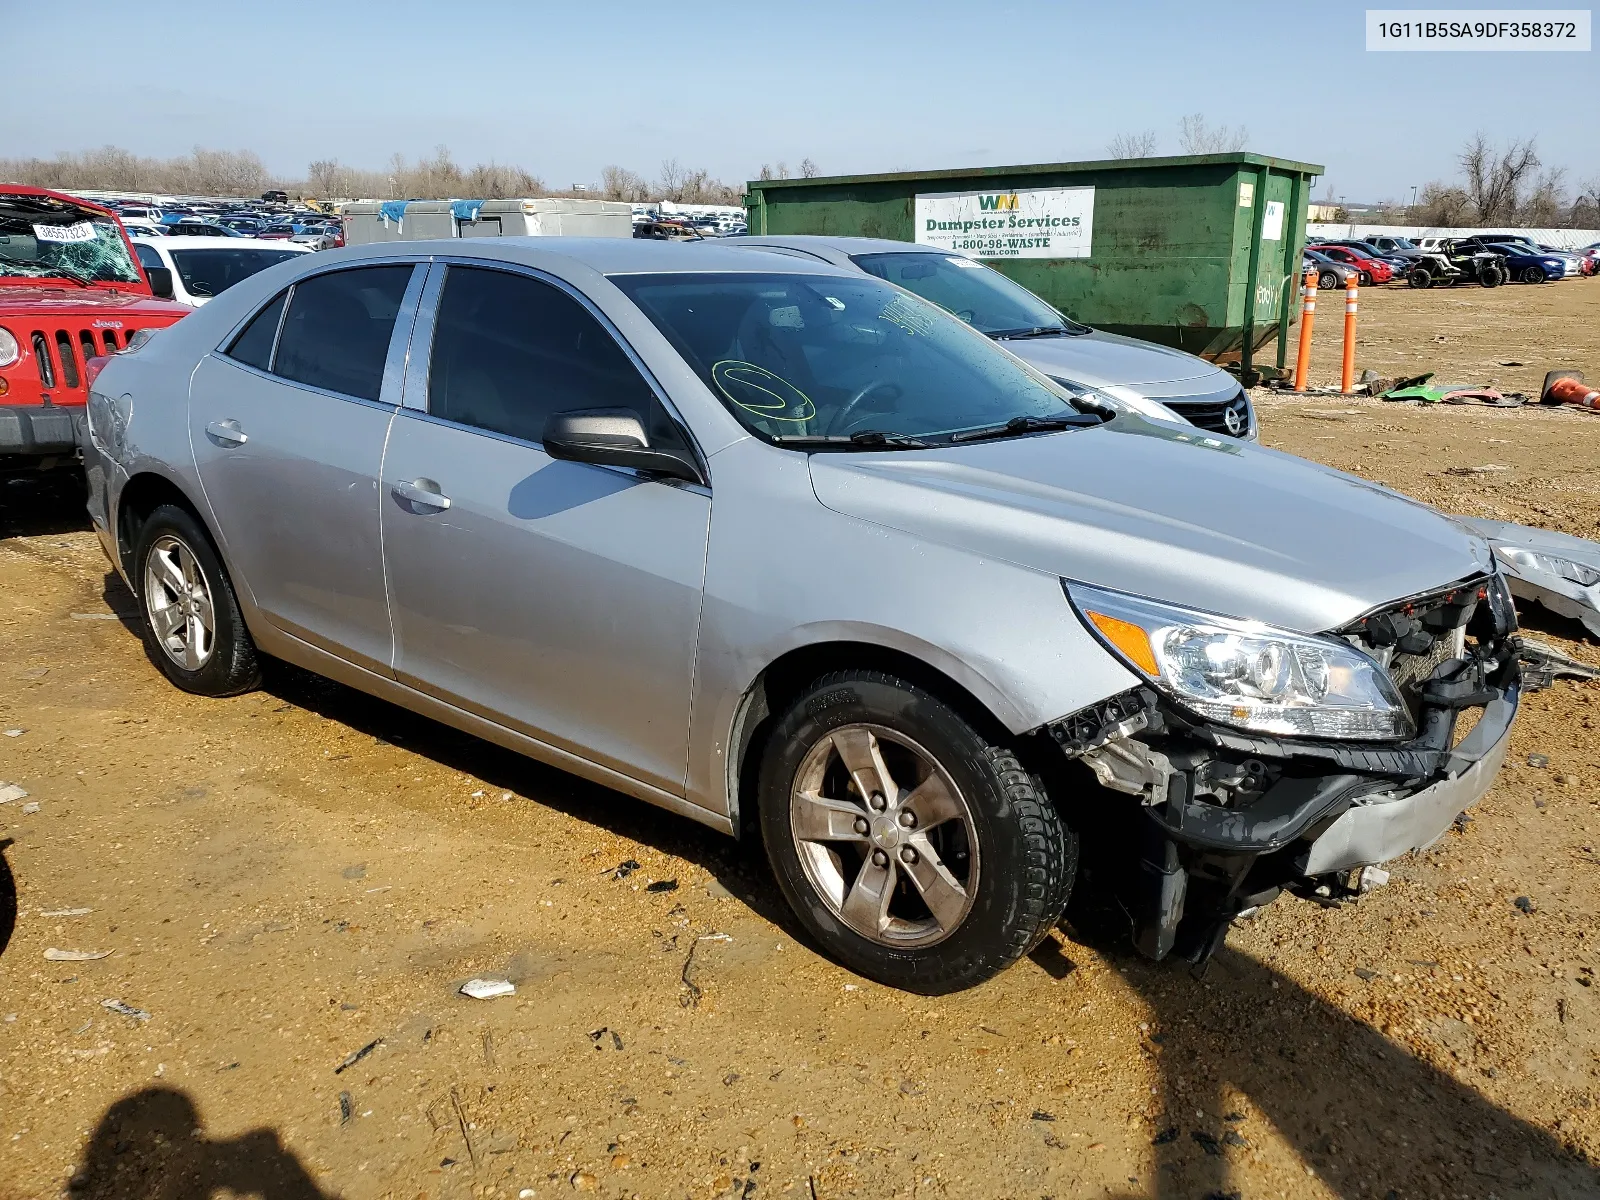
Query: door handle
393,478,451,510
205,419,248,445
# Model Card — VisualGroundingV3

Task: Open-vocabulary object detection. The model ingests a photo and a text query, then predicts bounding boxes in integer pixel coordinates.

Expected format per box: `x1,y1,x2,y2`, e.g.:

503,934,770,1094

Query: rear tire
133,504,260,697
758,669,1076,993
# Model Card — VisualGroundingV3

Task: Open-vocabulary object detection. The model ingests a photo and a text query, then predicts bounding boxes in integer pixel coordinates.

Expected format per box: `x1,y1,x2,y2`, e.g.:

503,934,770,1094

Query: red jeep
1,187,191,475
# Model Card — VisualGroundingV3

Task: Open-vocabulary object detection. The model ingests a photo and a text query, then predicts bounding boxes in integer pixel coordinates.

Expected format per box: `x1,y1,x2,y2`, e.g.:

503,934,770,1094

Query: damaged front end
1055,572,1521,965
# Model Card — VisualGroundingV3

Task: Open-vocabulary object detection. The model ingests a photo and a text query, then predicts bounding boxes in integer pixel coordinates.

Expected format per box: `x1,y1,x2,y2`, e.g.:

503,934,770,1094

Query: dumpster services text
914,187,1094,259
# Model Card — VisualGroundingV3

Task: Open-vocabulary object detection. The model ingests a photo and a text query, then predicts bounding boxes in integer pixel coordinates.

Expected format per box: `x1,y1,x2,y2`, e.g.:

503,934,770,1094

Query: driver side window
427,266,683,450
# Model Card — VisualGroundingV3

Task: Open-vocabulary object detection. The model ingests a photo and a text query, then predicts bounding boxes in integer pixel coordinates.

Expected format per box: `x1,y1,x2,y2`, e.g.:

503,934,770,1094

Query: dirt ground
1,279,1598,1200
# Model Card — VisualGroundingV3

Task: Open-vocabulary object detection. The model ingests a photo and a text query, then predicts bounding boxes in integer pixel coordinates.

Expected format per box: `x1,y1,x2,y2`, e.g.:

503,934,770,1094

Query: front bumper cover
0,403,83,458
1301,689,1515,875
1050,603,1521,963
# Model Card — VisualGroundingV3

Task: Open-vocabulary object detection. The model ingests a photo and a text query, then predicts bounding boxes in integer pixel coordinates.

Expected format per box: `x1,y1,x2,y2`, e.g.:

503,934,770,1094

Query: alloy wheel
789,723,980,947
143,534,215,670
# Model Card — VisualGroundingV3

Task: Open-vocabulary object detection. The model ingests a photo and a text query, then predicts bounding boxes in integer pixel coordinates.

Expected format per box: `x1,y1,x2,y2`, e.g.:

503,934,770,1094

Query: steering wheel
827,380,903,436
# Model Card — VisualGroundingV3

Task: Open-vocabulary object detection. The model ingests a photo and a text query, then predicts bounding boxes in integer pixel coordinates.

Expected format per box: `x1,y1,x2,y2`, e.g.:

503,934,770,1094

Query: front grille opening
31,332,56,388
79,329,98,366
101,329,119,352
53,330,81,389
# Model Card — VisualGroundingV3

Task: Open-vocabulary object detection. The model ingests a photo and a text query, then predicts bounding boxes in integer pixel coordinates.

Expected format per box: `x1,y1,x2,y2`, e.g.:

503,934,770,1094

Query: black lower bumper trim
0,405,82,456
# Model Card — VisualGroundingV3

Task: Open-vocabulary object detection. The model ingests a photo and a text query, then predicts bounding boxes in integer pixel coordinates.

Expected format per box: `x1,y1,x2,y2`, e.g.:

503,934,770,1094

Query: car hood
0,283,190,321
807,419,1494,633
1000,329,1230,394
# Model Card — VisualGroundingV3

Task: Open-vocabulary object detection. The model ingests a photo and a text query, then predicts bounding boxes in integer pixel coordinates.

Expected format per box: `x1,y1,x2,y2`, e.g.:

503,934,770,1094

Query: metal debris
1455,517,1600,639
460,978,516,1000
335,1037,383,1074
44,948,112,961
101,999,150,1022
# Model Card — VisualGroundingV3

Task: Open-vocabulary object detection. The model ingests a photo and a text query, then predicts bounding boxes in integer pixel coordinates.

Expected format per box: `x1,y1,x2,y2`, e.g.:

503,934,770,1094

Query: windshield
1388,237,1416,249
611,271,1085,444
170,247,302,297
849,251,1088,337
0,206,142,285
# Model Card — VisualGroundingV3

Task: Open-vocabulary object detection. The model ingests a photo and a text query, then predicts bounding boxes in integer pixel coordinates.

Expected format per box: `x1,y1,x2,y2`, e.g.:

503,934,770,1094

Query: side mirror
542,408,703,485
145,266,175,299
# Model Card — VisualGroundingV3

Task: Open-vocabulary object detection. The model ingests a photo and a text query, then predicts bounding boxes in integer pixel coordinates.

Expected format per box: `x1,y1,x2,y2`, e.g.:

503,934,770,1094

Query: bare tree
1106,130,1158,159
799,157,820,178
600,165,650,202
1177,114,1248,155
757,164,774,181
307,159,344,198
1414,181,1473,226
1521,166,1568,227
1458,133,1540,224
658,158,687,201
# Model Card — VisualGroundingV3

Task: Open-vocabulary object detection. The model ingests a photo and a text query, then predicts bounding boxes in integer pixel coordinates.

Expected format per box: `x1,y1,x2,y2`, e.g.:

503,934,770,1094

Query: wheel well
115,473,205,578
728,641,1011,840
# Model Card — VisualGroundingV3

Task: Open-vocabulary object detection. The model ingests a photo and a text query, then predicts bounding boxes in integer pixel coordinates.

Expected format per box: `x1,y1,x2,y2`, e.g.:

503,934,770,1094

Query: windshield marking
712,360,816,422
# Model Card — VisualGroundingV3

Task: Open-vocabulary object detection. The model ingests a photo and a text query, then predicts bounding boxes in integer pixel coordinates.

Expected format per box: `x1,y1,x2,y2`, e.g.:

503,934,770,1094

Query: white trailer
343,197,633,246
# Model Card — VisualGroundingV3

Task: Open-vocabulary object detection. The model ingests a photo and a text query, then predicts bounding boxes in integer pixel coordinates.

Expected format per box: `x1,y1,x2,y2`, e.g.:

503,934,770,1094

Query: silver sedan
82,238,1519,991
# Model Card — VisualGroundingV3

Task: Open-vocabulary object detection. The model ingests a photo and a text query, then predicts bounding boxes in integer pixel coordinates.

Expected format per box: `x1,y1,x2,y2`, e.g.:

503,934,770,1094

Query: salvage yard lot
1,283,1598,1200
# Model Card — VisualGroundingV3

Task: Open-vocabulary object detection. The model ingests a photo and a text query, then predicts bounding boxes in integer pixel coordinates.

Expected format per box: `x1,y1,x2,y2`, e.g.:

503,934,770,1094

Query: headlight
0,327,19,368
1068,582,1410,740
1493,545,1600,589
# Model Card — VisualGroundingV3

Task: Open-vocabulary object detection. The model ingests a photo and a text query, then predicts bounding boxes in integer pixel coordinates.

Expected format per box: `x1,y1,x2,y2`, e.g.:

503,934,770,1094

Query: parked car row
102,194,346,251
1304,233,1597,288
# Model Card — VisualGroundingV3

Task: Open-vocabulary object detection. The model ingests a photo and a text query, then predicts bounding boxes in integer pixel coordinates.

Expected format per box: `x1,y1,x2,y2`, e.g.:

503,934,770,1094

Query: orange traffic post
1292,267,1317,392
1341,270,1359,394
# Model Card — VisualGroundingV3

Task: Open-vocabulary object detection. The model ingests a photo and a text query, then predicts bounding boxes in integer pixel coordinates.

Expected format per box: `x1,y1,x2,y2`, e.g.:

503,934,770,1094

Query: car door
189,260,425,672
380,262,711,796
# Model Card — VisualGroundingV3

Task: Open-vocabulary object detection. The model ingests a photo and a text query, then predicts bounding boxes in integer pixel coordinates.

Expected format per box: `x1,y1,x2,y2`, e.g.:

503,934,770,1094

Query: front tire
133,504,260,696
758,669,1076,993
1521,265,1547,284
1480,265,1504,288
1317,271,1338,291
1408,267,1433,289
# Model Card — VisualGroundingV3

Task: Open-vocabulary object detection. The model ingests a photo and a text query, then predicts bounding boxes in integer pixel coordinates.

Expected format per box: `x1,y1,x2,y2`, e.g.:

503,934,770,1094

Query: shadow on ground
0,471,90,541
1055,905,1599,1199
258,657,795,931
65,1088,330,1199
0,838,15,959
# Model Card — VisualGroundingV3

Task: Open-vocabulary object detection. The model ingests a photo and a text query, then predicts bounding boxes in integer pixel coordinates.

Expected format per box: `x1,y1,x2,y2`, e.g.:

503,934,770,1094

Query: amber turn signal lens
1086,611,1161,677
0,377,9,396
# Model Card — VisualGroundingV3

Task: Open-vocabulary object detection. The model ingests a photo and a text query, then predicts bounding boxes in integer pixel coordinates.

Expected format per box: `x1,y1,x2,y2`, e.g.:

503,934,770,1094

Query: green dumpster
744,153,1324,374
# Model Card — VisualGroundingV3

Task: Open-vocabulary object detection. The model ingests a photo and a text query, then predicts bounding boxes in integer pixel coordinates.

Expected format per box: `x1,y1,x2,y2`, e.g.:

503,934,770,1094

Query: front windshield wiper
770,430,933,450
949,413,1102,443
987,325,1071,340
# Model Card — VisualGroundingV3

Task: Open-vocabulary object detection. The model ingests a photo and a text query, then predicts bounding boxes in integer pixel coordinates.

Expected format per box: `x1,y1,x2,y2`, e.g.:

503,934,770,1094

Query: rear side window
427,266,659,444
273,265,413,401
226,290,287,372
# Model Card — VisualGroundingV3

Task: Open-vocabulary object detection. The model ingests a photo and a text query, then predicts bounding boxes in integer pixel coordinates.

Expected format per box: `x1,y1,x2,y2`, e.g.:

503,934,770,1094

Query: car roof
737,234,941,258
132,235,312,252
302,236,858,277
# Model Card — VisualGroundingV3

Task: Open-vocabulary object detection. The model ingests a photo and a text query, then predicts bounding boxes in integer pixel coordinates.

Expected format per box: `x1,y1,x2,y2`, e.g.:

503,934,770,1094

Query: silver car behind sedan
725,235,1257,439
82,238,1519,992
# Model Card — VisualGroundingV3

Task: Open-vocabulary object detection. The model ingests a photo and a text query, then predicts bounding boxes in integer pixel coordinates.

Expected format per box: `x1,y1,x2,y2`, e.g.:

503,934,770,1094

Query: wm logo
978,193,1019,211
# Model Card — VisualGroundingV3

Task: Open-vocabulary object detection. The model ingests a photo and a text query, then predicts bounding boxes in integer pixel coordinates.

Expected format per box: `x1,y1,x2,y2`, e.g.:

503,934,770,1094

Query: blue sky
9,0,1595,200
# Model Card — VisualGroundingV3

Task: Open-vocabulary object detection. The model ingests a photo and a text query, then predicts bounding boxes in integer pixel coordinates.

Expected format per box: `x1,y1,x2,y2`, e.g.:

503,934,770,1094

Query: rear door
189,261,425,671
379,262,711,795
